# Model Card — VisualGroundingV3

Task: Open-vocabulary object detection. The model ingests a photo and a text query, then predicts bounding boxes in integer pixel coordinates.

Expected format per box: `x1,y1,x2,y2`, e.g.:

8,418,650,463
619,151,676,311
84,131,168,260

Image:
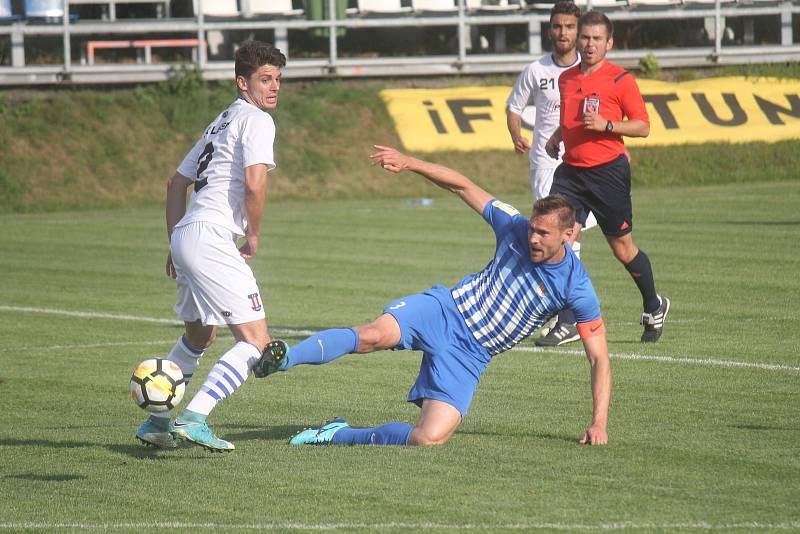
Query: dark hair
235,41,287,80
550,1,581,23
533,195,576,230
579,11,613,39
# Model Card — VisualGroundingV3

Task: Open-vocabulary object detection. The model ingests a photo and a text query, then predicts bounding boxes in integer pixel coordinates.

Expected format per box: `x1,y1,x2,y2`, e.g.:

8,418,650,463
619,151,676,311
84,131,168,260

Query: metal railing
0,0,798,85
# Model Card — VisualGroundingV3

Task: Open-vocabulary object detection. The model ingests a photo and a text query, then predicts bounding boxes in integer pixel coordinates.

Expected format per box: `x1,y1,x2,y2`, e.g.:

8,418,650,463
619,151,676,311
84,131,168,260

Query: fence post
458,0,466,67
62,0,71,75
11,22,25,67
328,0,338,72
714,0,722,58
529,19,541,55
781,2,792,46
197,0,206,69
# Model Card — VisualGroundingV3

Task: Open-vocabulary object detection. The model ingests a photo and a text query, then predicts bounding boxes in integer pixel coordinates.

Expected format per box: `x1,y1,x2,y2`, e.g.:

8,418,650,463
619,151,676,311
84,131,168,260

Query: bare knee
353,317,399,353
409,427,453,446
354,324,383,352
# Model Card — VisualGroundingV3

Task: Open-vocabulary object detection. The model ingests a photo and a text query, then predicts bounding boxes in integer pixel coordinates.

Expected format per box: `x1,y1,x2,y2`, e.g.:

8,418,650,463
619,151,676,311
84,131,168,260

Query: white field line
0,305,318,336
513,346,800,373
1,522,799,531
1,305,798,373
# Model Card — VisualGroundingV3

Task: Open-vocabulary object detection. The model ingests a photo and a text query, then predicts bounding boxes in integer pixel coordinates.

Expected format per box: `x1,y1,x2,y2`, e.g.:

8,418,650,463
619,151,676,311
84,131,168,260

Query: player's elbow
167,173,190,194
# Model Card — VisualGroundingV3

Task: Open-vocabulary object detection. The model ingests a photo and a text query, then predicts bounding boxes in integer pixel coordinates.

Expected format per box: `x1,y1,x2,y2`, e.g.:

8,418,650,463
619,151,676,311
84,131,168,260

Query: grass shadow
5,474,86,482
733,423,797,431
722,220,800,226
223,425,305,443
0,437,214,461
459,429,576,444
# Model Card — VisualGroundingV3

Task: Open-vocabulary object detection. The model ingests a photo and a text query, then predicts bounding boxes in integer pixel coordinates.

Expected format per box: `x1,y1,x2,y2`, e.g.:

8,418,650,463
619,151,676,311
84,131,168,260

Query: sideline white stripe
0,305,792,328
1,305,797,372
0,305,317,336
1,522,799,531
512,346,800,373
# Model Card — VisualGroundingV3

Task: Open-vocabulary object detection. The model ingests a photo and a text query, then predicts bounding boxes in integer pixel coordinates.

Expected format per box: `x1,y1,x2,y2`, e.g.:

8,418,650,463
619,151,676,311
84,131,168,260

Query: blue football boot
289,418,350,445
171,413,234,452
136,415,177,449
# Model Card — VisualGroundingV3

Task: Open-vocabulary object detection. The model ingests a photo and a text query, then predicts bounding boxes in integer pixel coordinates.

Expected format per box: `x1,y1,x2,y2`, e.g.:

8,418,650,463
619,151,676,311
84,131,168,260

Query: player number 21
539,78,555,90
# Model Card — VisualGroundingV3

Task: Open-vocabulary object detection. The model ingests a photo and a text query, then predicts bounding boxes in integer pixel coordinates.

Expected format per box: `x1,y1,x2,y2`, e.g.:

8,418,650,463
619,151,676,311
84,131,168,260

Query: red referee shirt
558,60,649,168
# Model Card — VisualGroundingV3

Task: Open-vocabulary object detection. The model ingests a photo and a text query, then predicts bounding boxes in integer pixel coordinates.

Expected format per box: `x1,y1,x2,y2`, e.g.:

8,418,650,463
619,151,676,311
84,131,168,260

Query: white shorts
531,167,597,231
171,221,265,326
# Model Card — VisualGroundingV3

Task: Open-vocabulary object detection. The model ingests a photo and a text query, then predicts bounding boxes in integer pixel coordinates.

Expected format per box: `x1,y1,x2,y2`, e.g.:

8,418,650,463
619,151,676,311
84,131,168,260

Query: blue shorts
383,285,492,418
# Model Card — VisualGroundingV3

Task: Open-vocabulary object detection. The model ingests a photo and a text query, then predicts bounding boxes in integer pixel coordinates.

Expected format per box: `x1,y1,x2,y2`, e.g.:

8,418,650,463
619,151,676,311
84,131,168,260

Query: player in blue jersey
256,146,612,447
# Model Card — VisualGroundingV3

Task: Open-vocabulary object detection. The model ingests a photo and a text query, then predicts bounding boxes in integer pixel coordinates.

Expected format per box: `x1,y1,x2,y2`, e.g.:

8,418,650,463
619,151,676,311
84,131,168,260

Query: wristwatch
605,120,614,132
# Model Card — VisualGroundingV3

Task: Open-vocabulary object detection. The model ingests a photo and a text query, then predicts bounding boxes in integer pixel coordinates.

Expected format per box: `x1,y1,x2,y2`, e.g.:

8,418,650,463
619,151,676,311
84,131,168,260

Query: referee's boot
535,321,580,347
253,339,289,378
641,295,671,342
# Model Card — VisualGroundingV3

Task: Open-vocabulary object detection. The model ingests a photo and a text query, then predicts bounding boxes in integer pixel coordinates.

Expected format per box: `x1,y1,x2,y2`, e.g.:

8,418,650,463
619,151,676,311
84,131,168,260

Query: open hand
579,424,608,445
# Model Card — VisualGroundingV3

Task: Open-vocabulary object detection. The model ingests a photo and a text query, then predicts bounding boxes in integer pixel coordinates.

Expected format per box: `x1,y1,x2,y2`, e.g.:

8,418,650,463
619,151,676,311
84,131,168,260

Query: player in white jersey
506,1,596,347
136,41,289,452
253,147,612,448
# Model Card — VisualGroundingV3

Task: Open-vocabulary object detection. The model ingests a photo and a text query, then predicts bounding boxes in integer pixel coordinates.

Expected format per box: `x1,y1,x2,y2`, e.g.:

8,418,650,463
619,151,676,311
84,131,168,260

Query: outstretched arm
579,329,612,445
370,145,493,215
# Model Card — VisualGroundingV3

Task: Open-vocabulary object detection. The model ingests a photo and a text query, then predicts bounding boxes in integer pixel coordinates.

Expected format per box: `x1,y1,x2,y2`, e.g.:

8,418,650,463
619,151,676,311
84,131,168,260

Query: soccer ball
130,358,186,413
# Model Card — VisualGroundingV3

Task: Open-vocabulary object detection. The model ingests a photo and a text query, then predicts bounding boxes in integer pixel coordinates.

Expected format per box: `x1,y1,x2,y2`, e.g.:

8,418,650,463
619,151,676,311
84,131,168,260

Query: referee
546,11,670,342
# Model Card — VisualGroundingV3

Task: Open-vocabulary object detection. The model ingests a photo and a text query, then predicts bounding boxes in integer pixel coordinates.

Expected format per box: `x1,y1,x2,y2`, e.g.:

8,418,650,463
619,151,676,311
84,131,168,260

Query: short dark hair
235,41,287,80
533,195,576,230
550,1,581,23
579,11,613,39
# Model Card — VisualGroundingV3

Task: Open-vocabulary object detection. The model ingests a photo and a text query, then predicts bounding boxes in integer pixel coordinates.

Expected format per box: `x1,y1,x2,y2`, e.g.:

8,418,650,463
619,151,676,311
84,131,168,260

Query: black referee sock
624,250,660,313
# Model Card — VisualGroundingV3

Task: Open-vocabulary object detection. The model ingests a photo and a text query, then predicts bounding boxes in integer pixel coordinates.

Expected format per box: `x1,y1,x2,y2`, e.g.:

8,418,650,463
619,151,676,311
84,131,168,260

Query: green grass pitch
0,180,798,532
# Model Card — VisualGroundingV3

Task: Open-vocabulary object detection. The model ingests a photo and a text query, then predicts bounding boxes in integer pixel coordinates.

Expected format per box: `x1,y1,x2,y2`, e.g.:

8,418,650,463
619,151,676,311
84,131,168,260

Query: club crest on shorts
248,293,262,312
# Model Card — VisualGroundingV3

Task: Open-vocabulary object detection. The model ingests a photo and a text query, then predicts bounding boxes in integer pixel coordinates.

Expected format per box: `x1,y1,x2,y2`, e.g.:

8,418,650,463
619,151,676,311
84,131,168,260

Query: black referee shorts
551,154,633,237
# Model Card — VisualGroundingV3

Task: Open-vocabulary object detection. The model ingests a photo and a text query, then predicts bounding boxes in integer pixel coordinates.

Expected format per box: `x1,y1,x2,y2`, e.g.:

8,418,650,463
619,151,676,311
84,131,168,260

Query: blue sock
284,328,359,370
331,422,413,446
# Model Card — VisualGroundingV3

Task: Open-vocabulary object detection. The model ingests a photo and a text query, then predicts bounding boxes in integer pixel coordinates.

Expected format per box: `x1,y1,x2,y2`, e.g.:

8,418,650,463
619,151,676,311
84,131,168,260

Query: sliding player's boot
289,418,349,445
253,339,289,378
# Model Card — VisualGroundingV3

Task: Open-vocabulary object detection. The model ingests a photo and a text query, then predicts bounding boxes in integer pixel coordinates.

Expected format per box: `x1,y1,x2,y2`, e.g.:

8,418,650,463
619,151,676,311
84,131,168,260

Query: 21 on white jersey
507,53,580,171
176,97,276,238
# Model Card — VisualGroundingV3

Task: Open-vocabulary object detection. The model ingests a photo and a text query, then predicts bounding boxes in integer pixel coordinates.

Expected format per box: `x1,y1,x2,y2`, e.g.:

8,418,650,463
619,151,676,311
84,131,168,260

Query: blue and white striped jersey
450,199,601,355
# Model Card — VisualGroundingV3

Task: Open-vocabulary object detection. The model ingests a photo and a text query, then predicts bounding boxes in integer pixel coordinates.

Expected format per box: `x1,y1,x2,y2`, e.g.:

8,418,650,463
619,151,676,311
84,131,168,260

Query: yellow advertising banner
379,76,800,151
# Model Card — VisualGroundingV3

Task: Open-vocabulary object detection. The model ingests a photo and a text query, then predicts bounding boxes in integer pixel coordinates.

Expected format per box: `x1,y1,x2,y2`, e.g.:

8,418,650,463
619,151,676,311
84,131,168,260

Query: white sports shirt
506,53,580,170
175,97,276,237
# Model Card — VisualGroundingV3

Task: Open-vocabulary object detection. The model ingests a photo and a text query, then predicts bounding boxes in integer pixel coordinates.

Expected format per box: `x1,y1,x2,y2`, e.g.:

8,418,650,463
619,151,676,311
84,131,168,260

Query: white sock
571,241,582,260
184,341,260,417
151,336,204,420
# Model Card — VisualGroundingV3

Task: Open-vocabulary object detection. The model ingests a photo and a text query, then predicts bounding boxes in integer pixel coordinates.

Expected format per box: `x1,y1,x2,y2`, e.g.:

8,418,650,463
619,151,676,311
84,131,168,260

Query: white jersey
175,97,276,237
507,53,580,170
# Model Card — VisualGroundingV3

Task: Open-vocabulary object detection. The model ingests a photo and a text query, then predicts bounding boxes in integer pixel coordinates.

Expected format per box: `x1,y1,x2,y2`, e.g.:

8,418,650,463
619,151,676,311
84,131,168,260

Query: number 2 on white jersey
194,142,214,192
